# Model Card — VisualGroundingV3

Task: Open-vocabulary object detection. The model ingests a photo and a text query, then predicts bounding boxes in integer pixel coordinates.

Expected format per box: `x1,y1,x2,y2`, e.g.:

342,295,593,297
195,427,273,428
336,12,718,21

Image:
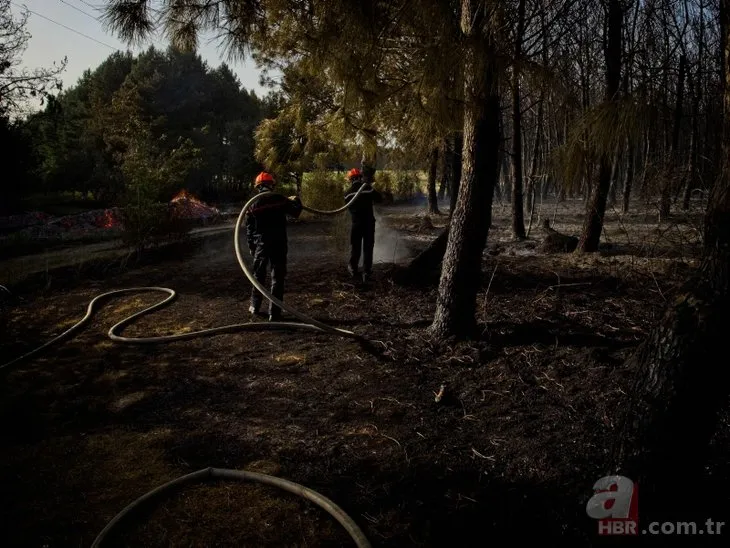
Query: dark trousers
250,244,287,318
350,222,375,274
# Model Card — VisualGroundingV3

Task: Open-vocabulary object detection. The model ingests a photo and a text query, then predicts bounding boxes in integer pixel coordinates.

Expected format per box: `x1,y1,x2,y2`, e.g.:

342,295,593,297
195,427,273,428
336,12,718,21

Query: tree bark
511,0,527,239
612,0,730,510
577,0,622,252
430,0,500,340
427,146,440,214
395,228,449,284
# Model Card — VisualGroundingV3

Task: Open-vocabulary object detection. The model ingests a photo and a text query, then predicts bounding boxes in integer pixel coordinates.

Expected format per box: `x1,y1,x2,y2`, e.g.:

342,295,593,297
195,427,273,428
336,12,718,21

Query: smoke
373,209,412,265
187,204,415,270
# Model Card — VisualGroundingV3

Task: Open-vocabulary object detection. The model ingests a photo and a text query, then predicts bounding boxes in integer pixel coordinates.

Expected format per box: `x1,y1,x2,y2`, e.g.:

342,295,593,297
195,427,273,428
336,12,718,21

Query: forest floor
1,197,728,547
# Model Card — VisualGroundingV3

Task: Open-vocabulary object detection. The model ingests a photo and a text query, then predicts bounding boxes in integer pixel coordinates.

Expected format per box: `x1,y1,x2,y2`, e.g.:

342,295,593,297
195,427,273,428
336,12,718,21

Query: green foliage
374,171,393,194
392,171,423,200
12,47,271,212
301,170,347,212
254,63,354,188
114,94,202,250
549,97,657,192
103,1,467,181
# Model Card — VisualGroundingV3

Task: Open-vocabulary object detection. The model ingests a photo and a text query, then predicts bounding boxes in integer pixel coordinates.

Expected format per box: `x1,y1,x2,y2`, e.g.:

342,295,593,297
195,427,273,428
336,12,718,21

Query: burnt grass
1,201,729,547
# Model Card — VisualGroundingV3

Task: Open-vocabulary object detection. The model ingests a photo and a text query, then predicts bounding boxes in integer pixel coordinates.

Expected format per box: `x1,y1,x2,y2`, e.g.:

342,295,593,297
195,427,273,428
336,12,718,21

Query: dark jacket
246,189,302,250
344,182,382,225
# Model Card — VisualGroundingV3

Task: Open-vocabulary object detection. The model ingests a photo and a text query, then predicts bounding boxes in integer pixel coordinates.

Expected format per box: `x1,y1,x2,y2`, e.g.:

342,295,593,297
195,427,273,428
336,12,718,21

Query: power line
11,1,119,51
58,0,99,22
76,0,102,9
58,0,168,48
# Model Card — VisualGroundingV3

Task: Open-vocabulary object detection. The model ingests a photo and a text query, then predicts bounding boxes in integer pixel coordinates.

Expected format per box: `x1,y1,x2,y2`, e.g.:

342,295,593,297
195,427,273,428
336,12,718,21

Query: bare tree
0,0,66,116
613,0,730,507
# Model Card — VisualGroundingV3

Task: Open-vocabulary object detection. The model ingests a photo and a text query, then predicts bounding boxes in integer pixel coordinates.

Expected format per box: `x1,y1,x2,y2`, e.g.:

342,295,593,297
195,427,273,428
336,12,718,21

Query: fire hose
0,183,374,371
1,185,378,546
90,468,372,548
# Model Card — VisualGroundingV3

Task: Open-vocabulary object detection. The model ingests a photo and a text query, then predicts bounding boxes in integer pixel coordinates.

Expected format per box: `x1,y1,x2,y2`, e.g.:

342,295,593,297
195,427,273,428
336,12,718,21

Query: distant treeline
1,48,281,213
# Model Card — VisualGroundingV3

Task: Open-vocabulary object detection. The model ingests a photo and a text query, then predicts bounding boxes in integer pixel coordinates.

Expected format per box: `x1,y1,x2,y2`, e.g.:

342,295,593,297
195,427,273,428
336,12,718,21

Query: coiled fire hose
90,467,372,548
1,185,376,547
0,183,374,371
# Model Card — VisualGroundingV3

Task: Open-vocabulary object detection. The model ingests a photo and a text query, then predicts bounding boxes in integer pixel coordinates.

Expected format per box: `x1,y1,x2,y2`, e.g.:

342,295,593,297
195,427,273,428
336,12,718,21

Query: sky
11,0,275,109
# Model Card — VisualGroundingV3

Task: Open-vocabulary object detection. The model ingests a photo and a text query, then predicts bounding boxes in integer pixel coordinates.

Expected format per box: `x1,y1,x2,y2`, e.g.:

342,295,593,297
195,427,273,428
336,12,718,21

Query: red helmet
255,171,275,186
347,168,362,180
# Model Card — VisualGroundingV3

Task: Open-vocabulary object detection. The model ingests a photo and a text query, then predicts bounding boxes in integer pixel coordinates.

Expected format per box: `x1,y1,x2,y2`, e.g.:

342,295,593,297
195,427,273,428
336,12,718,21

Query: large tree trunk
510,0,527,239
577,0,622,252
427,146,441,214
430,0,501,339
613,0,730,511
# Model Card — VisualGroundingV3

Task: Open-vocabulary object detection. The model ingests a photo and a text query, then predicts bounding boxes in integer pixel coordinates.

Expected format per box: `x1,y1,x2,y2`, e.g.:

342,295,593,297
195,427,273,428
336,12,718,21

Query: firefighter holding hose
344,168,382,283
246,171,302,321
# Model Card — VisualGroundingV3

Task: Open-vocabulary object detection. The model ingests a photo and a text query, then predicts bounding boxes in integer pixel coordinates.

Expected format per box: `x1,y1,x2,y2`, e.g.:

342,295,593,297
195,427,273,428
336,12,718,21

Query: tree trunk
684,1,705,211
438,139,448,201
450,133,463,214
612,0,730,511
526,95,543,221
510,0,527,240
577,0,622,252
660,53,687,218
622,139,634,214
608,148,620,208
427,146,441,214
430,0,501,340
500,152,510,201
361,147,377,185
395,229,449,284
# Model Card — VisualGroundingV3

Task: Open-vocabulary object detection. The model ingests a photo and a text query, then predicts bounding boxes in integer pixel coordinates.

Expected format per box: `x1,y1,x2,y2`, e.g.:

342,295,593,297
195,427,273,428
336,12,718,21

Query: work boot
347,265,359,279
362,271,372,283
268,313,282,322
249,305,265,317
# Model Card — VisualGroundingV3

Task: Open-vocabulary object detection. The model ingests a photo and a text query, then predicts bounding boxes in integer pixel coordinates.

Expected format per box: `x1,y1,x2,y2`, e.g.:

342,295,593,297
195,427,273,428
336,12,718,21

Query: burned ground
1,200,728,547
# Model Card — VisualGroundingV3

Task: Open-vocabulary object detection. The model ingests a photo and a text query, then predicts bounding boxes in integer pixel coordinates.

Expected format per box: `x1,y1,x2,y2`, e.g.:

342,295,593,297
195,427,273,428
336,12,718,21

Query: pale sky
11,0,275,109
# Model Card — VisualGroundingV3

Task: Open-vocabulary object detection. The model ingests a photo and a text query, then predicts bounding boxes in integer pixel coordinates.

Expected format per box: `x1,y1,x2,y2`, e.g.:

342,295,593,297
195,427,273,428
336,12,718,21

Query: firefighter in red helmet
246,171,302,321
344,168,382,282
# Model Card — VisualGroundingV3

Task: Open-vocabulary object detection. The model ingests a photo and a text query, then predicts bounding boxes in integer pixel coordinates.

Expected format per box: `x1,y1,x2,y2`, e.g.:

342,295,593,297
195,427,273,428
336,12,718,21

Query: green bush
301,170,347,212
374,171,394,194
394,171,421,200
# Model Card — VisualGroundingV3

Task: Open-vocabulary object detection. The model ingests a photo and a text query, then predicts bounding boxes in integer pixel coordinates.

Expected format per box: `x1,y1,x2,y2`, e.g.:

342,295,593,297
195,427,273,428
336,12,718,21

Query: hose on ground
91,467,372,547
0,183,372,371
